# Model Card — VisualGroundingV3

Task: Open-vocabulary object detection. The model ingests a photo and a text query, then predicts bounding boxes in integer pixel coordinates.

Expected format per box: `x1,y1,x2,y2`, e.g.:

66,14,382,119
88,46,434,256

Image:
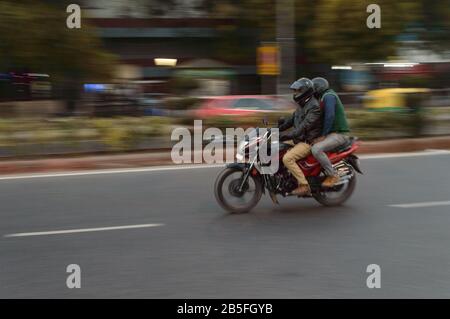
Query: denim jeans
311,133,350,176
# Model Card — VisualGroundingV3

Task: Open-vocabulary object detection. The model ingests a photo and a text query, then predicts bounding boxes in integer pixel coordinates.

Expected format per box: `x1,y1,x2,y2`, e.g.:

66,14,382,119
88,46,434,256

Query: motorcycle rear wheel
214,167,263,214
313,172,356,206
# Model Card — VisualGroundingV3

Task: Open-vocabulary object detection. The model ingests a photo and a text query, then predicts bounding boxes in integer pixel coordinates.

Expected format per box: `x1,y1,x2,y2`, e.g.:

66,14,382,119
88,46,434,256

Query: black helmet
312,77,329,97
290,77,314,105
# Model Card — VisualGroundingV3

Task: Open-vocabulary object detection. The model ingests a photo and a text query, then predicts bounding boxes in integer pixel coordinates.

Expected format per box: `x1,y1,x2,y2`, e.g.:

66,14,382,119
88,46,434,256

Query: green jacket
321,89,350,133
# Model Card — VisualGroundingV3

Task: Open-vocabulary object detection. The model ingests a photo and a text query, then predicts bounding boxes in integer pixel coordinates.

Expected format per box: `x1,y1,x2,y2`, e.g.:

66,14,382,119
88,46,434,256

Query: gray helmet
289,77,314,105
312,77,329,96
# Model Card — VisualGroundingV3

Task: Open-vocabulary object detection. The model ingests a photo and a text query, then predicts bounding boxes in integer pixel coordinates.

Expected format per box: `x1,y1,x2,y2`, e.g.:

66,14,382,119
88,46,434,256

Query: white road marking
0,164,223,181
389,201,450,209
0,150,447,181
4,223,164,238
360,149,450,160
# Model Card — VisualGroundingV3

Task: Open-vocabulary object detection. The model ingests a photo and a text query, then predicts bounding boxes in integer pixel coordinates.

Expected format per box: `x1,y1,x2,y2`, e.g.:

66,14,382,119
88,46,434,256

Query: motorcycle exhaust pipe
333,174,353,186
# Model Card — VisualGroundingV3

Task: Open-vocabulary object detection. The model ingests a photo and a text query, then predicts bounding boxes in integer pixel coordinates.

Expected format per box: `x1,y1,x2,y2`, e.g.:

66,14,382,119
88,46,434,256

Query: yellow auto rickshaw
364,88,431,111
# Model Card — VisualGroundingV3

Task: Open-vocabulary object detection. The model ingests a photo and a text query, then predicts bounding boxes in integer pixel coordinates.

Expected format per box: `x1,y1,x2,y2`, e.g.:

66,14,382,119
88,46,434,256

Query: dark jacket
279,96,322,144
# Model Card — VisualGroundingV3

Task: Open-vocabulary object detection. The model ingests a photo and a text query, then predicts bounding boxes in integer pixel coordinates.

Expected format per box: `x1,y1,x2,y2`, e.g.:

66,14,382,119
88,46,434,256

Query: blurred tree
0,0,116,82
307,0,420,64
201,0,275,40
418,0,450,51
0,0,116,113
198,0,274,64
201,0,449,66
138,0,177,17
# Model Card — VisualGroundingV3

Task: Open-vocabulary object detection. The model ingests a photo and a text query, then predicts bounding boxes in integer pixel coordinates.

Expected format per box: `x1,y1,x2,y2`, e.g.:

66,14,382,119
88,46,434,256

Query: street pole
276,0,296,96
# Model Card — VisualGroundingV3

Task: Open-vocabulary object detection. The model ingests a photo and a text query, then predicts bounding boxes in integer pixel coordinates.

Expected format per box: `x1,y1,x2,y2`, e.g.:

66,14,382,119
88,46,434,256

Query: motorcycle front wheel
214,167,263,214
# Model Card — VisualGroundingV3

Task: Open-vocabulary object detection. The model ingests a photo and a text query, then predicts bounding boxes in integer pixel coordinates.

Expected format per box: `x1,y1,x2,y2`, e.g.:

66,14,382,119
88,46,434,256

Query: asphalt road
1,150,450,298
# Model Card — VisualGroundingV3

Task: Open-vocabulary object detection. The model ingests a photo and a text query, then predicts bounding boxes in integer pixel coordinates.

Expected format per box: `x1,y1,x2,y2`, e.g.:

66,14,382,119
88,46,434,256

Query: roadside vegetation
0,107,449,157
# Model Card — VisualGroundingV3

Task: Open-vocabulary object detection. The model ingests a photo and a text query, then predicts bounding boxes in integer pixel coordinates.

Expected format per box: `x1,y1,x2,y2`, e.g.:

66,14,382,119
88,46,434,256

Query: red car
194,95,295,118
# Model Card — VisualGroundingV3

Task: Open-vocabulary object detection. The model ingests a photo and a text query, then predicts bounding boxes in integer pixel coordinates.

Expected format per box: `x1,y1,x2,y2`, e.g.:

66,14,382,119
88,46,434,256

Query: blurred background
0,0,449,157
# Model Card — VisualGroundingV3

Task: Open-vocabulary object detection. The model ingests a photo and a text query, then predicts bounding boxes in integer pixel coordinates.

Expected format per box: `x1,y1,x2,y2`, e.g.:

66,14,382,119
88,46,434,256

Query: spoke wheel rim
221,172,257,209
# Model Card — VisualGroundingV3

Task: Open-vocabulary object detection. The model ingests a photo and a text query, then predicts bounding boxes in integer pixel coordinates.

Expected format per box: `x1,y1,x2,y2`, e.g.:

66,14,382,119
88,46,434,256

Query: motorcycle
214,122,362,214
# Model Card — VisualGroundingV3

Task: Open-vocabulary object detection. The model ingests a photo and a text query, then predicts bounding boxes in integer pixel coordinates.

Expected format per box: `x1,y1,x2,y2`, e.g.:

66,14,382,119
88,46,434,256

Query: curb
0,136,449,175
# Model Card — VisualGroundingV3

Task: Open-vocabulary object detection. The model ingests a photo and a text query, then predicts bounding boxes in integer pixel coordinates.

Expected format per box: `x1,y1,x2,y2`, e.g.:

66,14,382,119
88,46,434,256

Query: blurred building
82,0,259,95
83,0,205,18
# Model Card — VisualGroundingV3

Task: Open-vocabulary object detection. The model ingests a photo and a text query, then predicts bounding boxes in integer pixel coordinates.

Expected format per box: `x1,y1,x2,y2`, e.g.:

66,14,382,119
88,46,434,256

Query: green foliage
202,0,445,65
90,117,172,150
0,117,172,152
0,1,116,82
0,108,448,156
204,0,275,38
348,109,424,139
307,0,420,64
418,0,450,51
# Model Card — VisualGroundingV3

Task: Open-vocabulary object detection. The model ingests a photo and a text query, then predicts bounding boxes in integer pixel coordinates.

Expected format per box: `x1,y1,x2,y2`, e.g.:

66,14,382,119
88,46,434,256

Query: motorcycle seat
280,136,357,154
332,136,357,153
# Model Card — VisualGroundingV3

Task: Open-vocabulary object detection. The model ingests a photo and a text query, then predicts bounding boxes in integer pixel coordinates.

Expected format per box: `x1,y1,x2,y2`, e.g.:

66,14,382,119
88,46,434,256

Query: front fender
226,162,249,171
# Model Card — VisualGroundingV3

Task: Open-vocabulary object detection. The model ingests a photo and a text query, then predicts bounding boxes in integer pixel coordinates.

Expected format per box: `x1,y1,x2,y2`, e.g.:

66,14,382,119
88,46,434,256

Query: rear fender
329,141,361,164
346,155,363,174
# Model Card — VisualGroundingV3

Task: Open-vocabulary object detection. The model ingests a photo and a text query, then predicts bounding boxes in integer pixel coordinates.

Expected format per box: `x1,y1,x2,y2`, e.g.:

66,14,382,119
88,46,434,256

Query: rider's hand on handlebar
279,132,291,142
277,117,286,128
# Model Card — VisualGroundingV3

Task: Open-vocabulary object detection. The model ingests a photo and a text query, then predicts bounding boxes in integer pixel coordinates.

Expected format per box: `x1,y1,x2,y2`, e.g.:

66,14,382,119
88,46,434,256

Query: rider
311,77,350,187
278,78,322,196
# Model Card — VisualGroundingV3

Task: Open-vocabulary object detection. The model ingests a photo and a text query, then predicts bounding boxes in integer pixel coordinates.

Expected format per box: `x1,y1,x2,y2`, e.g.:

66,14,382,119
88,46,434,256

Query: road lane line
3,223,164,238
360,149,450,160
0,150,448,181
389,201,450,208
0,164,223,181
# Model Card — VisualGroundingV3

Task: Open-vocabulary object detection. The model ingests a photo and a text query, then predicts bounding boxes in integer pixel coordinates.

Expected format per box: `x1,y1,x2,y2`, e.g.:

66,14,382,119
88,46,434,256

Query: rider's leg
311,133,348,187
282,142,312,195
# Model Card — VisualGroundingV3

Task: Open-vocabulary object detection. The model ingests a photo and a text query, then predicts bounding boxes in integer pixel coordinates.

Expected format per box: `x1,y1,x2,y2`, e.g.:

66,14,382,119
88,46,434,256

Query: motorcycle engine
275,171,297,194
